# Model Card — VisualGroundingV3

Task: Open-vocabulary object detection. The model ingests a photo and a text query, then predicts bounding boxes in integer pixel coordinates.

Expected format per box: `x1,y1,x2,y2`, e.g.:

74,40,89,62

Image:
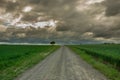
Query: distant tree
50,41,55,45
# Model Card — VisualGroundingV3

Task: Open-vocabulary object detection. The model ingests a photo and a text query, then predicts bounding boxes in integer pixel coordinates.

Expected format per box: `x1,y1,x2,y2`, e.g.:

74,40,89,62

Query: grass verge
69,46,120,80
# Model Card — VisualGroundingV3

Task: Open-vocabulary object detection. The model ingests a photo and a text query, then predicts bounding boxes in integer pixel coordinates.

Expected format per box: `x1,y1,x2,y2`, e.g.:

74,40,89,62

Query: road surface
15,46,108,80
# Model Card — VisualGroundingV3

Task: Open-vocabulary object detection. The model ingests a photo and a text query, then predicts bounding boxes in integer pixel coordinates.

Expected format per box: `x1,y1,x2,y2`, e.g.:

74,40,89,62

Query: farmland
69,44,120,80
0,45,59,80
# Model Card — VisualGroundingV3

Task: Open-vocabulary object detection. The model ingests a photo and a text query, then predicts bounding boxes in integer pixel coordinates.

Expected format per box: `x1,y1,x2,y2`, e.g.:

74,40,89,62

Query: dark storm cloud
6,1,19,12
20,0,92,33
1,0,89,28
91,23,120,39
0,0,6,7
104,0,120,16
0,0,120,43
22,13,38,22
26,0,79,22
0,26,55,43
0,0,24,15
0,0,15,10
56,26,69,31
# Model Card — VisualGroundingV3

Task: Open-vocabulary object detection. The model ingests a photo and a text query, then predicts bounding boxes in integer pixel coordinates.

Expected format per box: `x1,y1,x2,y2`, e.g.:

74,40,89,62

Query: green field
69,44,120,80
71,44,120,67
0,45,59,80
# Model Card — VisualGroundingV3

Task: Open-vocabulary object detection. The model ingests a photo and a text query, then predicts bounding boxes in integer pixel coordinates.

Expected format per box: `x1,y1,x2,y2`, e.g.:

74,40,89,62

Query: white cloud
35,20,56,28
22,6,32,12
86,0,105,5
15,20,56,28
11,14,23,25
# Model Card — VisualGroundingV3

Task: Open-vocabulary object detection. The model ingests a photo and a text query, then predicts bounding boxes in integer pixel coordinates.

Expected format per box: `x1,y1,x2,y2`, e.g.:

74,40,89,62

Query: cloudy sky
0,0,120,44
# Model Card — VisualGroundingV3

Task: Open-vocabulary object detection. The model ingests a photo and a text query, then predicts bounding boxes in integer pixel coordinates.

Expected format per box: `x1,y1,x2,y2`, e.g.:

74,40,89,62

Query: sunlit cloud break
22,6,32,12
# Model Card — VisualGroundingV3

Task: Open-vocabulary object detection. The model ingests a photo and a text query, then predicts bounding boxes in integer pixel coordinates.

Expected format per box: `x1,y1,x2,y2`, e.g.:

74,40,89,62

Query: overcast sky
0,0,120,44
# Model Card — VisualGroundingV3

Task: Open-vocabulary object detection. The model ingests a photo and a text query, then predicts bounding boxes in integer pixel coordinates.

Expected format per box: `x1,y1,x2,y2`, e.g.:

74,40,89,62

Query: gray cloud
22,13,39,22
0,0,6,7
104,0,120,16
6,1,19,12
0,0,120,44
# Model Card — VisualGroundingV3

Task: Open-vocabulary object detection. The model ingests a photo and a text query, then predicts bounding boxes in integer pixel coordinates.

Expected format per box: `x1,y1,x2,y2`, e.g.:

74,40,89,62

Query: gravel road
15,46,108,80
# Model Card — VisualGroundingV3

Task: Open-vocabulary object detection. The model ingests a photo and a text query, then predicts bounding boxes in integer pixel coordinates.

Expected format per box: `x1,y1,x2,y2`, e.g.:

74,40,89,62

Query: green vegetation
50,41,56,45
72,44,120,68
69,44,120,80
0,45,59,80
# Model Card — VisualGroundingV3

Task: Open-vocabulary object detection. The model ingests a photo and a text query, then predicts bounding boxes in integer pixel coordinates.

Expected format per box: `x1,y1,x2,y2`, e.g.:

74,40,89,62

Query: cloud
0,0,120,44
6,1,19,12
0,25,7,32
0,0,6,7
22,13,38,22
104,0,120,16
22,6,32,12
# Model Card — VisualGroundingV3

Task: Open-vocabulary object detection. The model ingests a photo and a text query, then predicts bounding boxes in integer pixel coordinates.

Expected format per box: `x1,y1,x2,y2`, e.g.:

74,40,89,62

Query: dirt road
15,46,108,80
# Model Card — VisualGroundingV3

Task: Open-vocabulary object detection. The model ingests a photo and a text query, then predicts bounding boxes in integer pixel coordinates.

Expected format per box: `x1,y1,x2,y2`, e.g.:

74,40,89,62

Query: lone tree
50,41,55,45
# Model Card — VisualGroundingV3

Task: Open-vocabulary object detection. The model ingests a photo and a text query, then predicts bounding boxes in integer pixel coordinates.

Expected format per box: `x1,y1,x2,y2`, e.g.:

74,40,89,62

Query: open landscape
0,0,120,80
0,44,120,80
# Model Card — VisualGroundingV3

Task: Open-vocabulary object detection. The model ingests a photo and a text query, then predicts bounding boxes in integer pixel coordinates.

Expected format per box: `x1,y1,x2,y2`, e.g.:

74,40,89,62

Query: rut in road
15,46,108,80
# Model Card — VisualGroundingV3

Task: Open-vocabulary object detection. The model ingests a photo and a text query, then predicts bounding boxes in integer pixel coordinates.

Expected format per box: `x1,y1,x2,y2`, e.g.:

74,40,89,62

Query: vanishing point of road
15,46,108,80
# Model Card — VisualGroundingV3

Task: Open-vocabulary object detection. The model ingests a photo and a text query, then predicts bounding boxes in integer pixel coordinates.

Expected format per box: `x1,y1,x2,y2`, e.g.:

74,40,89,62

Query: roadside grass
0,45,59,80
69,46,120,80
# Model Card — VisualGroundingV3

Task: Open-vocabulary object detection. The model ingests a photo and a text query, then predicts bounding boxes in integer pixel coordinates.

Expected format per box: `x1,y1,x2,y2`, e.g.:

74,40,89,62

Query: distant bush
50,41,55,45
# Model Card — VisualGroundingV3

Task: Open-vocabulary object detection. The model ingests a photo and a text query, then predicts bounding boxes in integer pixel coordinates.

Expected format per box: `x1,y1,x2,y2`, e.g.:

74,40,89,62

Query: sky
0,0,120,44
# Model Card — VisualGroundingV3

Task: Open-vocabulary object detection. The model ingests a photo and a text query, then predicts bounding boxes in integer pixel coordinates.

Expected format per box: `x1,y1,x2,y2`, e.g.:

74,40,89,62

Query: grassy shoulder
0,45,59,80
69,46,120,80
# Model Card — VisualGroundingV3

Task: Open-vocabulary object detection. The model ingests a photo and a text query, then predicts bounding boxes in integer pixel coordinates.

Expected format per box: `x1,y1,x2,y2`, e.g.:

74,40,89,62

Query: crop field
71,44,120,68
69,44,120,80
0,45,58,80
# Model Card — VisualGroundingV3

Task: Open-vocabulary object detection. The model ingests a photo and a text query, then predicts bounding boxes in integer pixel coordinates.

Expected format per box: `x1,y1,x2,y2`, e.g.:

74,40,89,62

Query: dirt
15,46,108,80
